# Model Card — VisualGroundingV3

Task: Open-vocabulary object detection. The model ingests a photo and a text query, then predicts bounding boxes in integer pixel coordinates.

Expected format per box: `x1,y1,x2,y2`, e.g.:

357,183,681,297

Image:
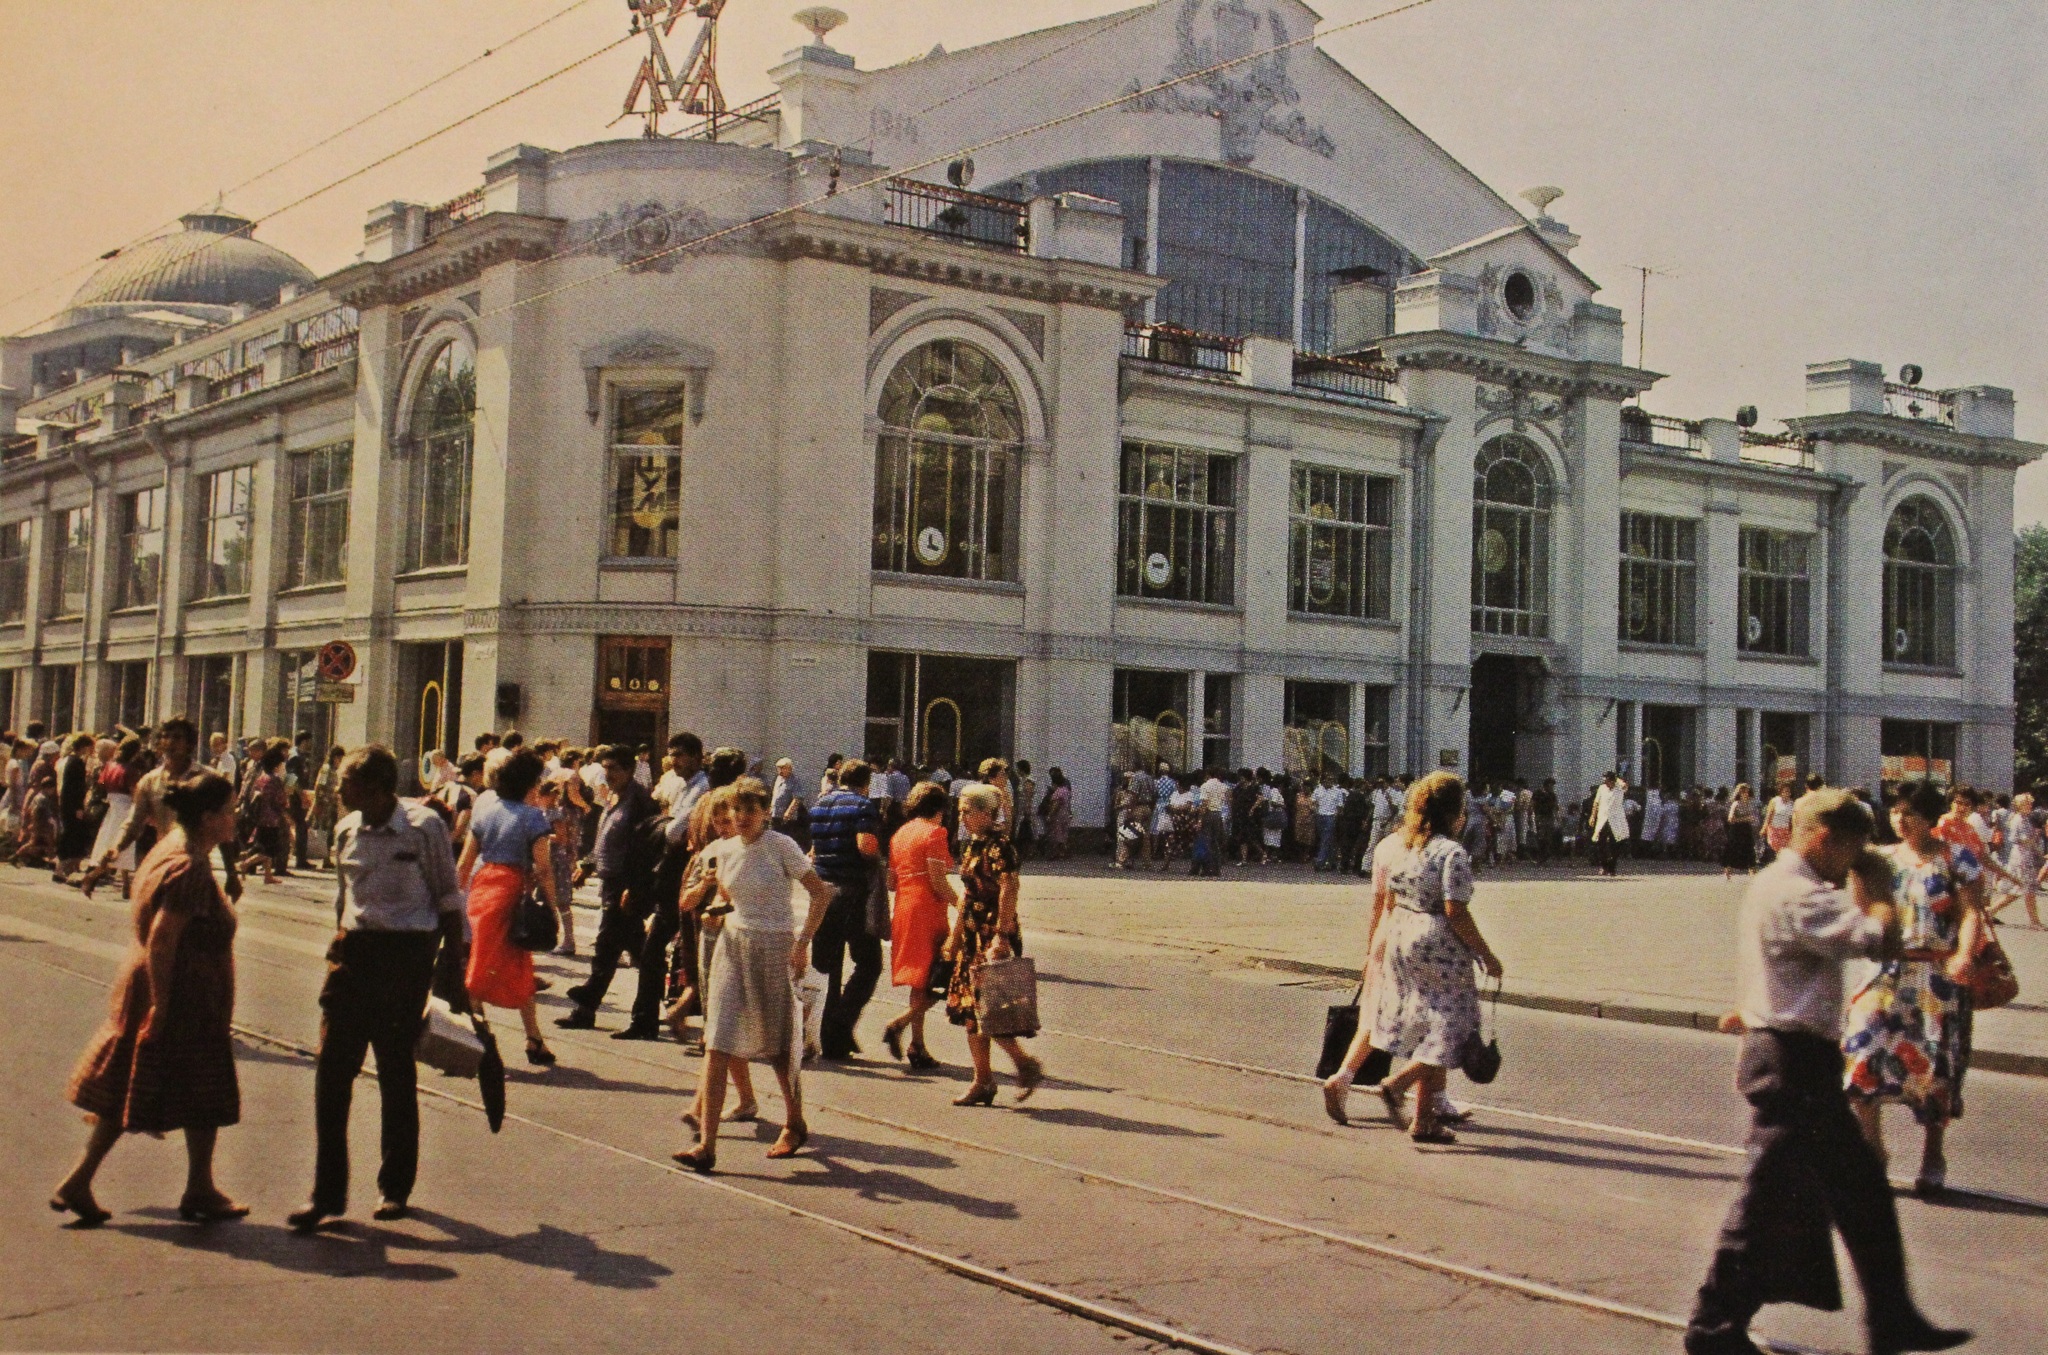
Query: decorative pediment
580,331,713,423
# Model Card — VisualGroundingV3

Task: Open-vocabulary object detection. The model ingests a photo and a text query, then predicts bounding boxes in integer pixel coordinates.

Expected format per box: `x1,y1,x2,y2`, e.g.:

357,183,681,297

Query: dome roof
70,209,315,310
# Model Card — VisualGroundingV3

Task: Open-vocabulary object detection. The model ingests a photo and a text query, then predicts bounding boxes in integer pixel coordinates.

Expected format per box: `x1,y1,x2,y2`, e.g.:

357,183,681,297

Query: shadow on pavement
1009,1105,1222,1139
768,1150,1020,1219
1035,970,1150,991
113,1205,674,1289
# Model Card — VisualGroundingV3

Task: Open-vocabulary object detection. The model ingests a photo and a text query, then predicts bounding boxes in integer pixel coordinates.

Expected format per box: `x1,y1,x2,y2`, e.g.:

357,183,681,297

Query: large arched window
1471,436,1553,637
870,339,1024,582
1883,496,1958,668
406,339,475,570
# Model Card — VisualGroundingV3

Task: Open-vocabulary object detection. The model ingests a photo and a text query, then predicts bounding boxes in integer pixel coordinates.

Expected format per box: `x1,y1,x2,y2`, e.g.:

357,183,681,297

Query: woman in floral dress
944,784,1043,1105
1368,771,1504,1146
1842,780,1985,1196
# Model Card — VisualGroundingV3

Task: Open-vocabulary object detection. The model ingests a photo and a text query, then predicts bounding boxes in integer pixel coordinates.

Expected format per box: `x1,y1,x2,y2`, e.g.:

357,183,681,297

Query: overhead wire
0,0,604,321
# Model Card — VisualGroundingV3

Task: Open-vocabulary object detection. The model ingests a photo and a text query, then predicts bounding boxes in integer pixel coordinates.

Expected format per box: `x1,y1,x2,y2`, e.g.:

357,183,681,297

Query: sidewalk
1013,855,2048,1076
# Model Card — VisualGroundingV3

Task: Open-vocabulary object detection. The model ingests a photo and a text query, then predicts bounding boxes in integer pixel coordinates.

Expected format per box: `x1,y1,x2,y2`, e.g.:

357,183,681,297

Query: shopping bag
416,996,486,1079
796,965,829,1060
974,956,1039,1038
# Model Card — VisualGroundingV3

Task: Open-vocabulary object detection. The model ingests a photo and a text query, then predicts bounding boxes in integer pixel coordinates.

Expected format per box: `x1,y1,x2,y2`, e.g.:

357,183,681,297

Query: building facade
1,0,2036,815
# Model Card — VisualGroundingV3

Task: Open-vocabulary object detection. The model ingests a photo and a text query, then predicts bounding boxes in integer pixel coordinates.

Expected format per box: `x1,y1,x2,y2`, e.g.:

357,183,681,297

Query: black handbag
1459,975,1502,1084
925,956,955,999
507,888,560,952
1316,982,1389,1083
864,858,892,939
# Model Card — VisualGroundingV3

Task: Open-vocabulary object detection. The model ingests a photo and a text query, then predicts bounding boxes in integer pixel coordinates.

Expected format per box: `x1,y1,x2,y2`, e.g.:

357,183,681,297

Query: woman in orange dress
55,770,248,1226
455,749,559,1067
881,781,957,1071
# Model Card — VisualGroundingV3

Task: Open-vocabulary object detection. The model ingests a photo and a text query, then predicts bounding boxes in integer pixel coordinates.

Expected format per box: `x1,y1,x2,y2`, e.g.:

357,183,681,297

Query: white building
1,0,2035,817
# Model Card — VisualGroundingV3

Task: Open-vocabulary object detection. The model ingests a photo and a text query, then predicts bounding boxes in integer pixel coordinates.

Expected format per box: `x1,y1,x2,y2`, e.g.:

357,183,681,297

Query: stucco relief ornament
570,201,713,274
1475,382,1562,432
1124,0,1336,166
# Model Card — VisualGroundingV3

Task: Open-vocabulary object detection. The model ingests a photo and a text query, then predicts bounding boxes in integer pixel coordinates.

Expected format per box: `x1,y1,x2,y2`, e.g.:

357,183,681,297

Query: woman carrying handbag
944,784,1043,1105
455,750,559,1068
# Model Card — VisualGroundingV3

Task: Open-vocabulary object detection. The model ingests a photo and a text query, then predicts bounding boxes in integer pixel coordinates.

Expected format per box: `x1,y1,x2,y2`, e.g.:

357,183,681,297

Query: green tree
2014,525,2048,789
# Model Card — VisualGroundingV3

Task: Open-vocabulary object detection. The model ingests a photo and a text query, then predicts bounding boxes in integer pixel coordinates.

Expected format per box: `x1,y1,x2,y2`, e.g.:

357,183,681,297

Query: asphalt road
2,867,2042,1355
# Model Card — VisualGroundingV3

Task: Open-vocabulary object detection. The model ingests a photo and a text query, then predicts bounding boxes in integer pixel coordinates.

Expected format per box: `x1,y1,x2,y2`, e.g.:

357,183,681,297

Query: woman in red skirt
55,770,247,1226
455,750,559,1066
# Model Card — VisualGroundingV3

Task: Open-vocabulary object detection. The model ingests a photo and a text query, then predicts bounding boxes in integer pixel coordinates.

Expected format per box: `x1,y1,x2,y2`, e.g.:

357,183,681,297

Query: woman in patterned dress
1367,771,1504,1146
1986,790,2043,928
1841,780,1986,1196
54,770,246,1226
944,784,1043,1105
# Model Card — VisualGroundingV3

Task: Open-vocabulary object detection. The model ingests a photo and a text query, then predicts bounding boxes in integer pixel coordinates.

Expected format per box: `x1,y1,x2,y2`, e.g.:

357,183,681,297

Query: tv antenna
622,1,730,138
1623,262,1676,400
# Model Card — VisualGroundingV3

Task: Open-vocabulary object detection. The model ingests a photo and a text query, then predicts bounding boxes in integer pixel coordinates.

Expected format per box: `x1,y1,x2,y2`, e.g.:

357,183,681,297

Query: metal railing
1619,408,1703,453
209,363,265,404
1883,381,1955,426
670,91,781,142
1293,351,1398,403
879,178,1029,252
425,187,486,240
1121,323,1244,377
1739,428,1817,472
296,305,361,371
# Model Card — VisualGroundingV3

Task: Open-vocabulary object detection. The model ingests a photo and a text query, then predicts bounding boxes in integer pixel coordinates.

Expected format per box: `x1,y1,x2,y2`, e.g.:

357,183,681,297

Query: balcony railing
1739,428,1817,472
880,178,1029,253
671,91,781,142
209,363,265,404
1121,323,1244,377
1293,351,1398,404
425,187,486,240
296,305,361,371
1883,381,1956,427
1619,408,1702,453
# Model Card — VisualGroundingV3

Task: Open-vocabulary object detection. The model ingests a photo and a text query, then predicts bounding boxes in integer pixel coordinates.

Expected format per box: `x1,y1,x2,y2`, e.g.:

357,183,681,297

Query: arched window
406,339,475,570
870,339,1024,582
1471,436,1553,637
1883,496,1957,668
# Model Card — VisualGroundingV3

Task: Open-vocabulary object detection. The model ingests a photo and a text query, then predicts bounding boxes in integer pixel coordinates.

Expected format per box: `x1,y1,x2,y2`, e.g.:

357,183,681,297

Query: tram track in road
2,921,1843,1355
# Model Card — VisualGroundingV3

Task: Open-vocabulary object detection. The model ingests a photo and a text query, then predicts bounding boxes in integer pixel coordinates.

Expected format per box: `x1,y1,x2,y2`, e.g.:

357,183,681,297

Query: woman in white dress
672,777,836,1173
80,735,147,897
1367,772,1504,1146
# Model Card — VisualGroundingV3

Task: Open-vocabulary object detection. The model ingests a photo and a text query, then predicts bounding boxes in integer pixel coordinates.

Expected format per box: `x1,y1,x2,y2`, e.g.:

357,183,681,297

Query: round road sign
316,640,357,683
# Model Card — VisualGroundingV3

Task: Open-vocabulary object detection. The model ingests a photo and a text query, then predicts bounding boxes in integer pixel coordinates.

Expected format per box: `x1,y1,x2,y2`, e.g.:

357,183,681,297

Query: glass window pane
870,342,1022,583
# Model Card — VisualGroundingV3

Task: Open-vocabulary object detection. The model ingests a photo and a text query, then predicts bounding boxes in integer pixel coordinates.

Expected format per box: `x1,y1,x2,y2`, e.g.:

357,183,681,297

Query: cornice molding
326,214,566,310
1377,332,1657,401
1785,412,2043,470
1619,443,1851,495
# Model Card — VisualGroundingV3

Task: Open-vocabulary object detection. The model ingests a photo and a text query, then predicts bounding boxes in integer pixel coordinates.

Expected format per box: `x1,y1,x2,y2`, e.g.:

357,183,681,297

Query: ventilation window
1504,270,1537,323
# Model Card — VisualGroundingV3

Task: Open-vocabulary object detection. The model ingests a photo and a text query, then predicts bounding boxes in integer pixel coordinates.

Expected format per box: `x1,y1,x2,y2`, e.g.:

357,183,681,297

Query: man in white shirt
1310,773,1347,871
210,731,239,784
1685,790,1965,1355
1589,771,1631,877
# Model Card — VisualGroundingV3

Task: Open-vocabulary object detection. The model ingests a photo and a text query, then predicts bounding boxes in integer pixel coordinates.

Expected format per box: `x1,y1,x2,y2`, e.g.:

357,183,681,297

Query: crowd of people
40,717,1049,1227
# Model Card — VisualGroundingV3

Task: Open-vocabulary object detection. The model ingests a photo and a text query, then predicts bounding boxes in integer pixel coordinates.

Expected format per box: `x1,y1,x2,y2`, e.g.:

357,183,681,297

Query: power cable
0,7,626,331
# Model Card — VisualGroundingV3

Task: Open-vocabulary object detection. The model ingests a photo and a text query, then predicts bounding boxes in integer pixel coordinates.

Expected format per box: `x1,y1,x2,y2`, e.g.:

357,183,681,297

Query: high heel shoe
882,1023,906,1061
1013,1055,1044,1102
906,1046,941,1072
525,1038,557,1066
952,1081,997,1107
49,1189,111,1227
671,1146,716,1174
177,1193,251,1223
766,1121,809,1159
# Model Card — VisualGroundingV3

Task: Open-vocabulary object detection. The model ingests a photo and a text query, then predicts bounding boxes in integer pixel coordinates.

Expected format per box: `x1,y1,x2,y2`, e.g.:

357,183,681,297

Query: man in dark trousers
613,736,724,1041
556,745,656,1030
288,746,465,1230
808,759,882,1059
1685,789,1968,1355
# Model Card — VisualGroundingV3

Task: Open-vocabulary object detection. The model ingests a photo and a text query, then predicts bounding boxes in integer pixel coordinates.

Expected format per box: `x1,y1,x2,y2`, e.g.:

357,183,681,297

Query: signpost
313,641,357,705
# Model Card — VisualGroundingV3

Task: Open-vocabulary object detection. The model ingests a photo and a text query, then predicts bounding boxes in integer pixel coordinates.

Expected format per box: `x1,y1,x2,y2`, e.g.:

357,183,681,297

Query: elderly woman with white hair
944,782,1043,1105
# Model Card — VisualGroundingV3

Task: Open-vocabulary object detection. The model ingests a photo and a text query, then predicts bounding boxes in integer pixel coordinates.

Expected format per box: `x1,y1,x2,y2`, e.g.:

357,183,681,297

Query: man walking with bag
289,746,465,1231
1684,789,1968,1355
809,759,881,1059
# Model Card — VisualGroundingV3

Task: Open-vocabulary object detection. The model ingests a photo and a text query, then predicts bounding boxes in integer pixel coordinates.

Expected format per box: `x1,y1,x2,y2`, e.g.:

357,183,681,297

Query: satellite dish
947,158,976,189
1735,405,1759,429
793,6,847,42
1899,363,1924,387
1519,185,1564,216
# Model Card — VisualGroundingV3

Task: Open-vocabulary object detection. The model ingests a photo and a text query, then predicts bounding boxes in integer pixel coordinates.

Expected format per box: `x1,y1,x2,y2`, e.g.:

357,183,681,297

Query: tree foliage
2014,525,2048,789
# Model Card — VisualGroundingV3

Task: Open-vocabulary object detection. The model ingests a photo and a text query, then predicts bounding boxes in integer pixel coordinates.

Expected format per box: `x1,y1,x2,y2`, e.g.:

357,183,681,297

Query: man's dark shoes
371,1199,409,1222
611,1023,660,1041
287,1204,341,1233
1681,1329,1764,1355
554,1008,597,1030
1871,1318,1972,1355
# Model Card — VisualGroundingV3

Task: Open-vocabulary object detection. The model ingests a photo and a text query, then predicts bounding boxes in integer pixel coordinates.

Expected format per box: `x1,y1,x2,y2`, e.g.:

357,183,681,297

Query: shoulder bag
864,855,893,939
974,955,1039,1038
1963,910,2020,1011
507,867,561,952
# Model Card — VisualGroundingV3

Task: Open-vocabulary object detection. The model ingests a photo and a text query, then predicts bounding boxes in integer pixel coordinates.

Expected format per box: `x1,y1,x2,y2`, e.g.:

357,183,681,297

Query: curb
1244,955,2048,1079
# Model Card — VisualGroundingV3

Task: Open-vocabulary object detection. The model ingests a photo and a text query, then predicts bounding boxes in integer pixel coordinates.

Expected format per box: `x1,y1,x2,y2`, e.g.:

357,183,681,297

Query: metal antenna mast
622,1,729,138
1623,262,1676,402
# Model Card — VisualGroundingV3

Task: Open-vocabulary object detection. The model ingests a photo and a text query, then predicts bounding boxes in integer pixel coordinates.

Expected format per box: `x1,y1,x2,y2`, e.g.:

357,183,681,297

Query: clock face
1480,528,1510,575
1144,552,1172,587
915,525,949,565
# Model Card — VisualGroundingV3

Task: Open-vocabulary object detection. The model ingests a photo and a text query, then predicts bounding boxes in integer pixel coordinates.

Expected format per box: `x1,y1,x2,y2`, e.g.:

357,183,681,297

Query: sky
2,0,2042,516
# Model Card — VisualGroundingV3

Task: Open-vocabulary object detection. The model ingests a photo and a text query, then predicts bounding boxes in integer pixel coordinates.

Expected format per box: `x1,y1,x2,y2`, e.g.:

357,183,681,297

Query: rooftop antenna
1622,262,1677,402
622,1,730,139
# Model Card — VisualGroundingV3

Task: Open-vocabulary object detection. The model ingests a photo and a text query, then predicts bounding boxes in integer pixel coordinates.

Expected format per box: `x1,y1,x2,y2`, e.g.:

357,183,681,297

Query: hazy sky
3,1,2041,515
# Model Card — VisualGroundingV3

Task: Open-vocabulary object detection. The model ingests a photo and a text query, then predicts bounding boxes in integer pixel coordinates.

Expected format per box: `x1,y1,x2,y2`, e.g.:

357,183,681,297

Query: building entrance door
593,636,671,751
1468,654,1522,787
396,641,463,792
864,651,1014,774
